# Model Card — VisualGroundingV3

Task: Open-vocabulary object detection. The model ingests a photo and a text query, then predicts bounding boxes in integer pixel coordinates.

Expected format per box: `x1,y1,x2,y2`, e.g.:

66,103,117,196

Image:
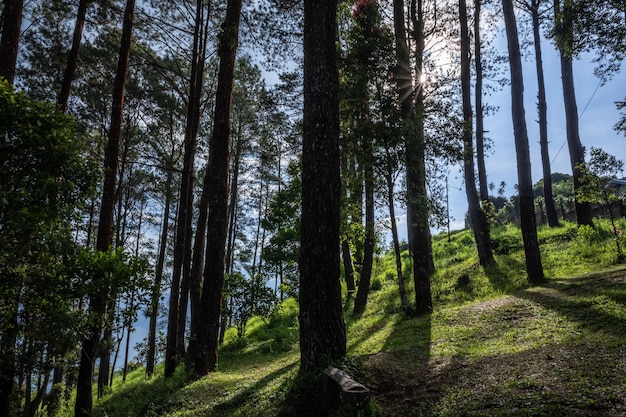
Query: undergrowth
74,218,626,417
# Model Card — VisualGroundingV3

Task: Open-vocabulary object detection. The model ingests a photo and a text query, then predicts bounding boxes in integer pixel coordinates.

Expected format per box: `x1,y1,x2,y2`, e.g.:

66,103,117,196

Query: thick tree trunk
0,0,23,85
502,0,545,284
164,0,208,378
406,0,433,315
530,0,559,227
57,0,90,112
193,0,242,376
460,0,495,268
299,0,346,372
474,0,489,203
554,0,593,227
74,0,135,415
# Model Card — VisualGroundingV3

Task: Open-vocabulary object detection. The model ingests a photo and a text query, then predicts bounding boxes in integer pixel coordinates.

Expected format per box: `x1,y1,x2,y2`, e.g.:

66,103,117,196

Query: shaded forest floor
91,221,626,417
364,266,626,416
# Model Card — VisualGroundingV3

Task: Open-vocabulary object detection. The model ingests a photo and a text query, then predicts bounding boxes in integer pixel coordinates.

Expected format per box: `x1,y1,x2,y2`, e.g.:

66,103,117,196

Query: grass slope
86,219,626,417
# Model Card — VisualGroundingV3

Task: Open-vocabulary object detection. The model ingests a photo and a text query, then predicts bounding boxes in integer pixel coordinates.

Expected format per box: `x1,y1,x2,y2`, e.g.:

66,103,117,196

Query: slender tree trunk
25,370,49,417
341,240,356,296
97,297,116,398
0,305,18,416
502,0,545,284
299,0,346,373
353,146,374,314
530,0,559,227
146,170,173,377
0,0,23,85
474,0,489,203
122,313,133,382
74,0,135,415
193,0,242,376
553,0,593,227
460,0,495,268
108,325,123,387
57,0,90,112
341,142,356,297
386,168,410,313
164,0,208,378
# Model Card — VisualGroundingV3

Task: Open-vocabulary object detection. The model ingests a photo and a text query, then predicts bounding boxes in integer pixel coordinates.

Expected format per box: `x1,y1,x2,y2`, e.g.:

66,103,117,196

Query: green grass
66,218,626,417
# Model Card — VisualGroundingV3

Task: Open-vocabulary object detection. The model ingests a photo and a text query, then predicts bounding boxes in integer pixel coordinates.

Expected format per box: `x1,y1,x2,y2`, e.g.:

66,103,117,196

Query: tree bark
57,0,91,112
0,0,23,85
74,0,135,415
530,0,560,227
146,169,173,377
474,0,489,203
299,0,346,372
406,0,434,315
193,0,242,376
502,0,545,284
460,0,495,268
553,0,593,227
386,168,411,313
353,144,374,314
164,0,208,378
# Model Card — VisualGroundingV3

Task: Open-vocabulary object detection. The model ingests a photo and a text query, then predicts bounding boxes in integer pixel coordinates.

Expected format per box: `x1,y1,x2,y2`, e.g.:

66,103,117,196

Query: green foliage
43,383,70,417
0,79,98,398
83,217,626,417
262,160,302,298
224,272,278,338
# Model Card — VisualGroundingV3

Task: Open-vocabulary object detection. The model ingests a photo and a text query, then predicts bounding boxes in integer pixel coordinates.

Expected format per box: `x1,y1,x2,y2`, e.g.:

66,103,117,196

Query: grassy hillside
64,219,625,417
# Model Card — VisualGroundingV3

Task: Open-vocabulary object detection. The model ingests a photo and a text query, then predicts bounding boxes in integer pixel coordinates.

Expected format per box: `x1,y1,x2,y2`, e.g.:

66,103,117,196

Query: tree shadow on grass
483,255,529,292
516,266,626,338
361,312,432,416
210,358,299,416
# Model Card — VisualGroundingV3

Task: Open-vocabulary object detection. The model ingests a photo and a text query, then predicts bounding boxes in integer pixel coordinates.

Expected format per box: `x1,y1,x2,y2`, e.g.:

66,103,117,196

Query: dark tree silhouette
193,0,242,376
460,0,495,267
299,0,347,371
74,0,136,415
502,0,545,283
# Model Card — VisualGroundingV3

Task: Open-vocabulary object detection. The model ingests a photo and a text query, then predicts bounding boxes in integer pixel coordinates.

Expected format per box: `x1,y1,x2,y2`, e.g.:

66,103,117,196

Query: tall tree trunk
25,370,49,417
299,0,346,372
193,0,242,376
341,240,356,296
146,169,173,377
74,0,135,415
353,145,374,314
0,0,23,85
97,296,116,398
460,0,495,268
57,0,90,112
341,143,356,297
385,167,410,313
408,0,433,314
164,0,208,378
553,0,593,227
530,0,559,227
474,0,489,203
502,0,545,284
0,305,18,416
392,0,414,314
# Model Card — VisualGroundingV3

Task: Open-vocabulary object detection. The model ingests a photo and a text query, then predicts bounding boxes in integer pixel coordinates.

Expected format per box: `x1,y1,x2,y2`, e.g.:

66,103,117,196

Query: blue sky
413,31,626,239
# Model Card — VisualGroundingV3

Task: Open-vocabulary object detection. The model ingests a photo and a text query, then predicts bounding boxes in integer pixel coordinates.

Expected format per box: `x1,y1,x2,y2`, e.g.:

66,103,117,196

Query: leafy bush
577,224,601,244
